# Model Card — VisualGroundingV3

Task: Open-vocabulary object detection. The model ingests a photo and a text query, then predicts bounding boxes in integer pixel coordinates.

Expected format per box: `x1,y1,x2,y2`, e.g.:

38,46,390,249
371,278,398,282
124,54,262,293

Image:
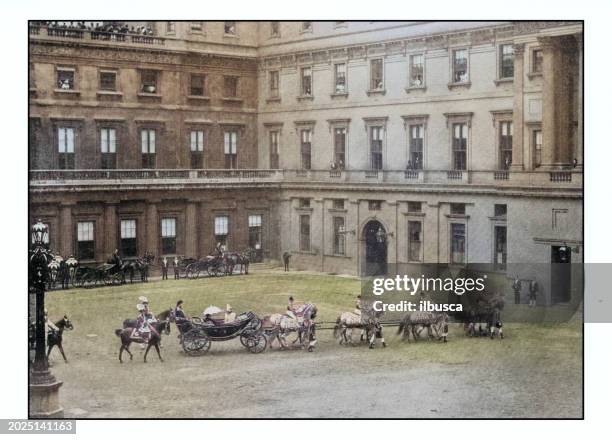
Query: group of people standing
160,256,181,280
512,276,539,307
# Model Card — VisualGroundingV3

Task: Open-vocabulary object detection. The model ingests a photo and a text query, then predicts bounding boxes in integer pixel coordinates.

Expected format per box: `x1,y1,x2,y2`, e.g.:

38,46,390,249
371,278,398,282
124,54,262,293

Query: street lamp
29,219,63,418
375,227,394,243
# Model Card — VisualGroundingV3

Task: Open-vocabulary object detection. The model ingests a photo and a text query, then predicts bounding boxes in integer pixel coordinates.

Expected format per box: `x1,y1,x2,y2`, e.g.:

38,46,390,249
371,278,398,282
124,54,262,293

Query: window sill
266,96,281,103
403,212,426,217
330,92,348,99
297,95,314,101
54,89,80,95
223,33,238,38
446,214,470,220
295,207,313,213
269,34,280,39
447,81,471,90
137,92,162,99
366,89,386,96
222,97,243,103
405,85,426,93
97,90,123,96
494,78,513,86
328,208,347,213
187,95,211,101
527,72,543,80
324,253,350,259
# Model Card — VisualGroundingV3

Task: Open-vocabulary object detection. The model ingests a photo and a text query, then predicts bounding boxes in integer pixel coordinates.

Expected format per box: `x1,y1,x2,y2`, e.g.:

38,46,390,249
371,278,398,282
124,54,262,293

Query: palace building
29,21,583,305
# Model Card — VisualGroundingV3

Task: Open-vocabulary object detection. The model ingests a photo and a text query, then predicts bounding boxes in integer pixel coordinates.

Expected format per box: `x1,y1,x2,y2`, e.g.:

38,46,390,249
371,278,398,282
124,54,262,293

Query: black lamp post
29,219,63,418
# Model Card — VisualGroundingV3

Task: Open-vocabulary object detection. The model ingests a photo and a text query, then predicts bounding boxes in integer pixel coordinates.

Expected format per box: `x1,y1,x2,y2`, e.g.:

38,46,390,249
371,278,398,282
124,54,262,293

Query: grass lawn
42,271,583,418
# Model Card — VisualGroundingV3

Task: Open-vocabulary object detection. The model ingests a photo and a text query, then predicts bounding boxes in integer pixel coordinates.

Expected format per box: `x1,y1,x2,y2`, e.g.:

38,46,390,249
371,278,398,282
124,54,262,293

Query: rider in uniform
354,295,362,316
286,295,297,320
135,303,151,343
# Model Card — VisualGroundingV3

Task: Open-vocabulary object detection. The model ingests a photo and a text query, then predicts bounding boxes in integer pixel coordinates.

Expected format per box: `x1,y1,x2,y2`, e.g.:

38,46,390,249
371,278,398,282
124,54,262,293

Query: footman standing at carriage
174,300,190,335
173,256,180,279
512,276,522,305
161,257,169,280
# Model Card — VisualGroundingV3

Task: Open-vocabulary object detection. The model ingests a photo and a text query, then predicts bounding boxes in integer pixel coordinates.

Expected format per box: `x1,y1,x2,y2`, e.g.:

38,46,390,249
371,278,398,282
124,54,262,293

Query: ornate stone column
511,43,525,170
539,36,558,168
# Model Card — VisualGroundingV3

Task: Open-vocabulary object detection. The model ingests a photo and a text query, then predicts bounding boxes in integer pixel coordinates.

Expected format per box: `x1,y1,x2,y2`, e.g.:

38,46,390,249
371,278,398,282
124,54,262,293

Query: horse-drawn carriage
178,311,267,355
183,249,252,279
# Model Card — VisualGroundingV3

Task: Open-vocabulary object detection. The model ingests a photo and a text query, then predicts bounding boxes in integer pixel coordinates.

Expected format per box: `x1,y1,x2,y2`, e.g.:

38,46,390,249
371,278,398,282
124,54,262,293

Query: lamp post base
29,371,63,419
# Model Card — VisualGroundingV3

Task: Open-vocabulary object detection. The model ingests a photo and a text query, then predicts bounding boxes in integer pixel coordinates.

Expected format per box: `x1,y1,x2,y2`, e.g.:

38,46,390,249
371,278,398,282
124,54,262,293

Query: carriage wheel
245,333,267,354
182,331,211,356
240,334,249,347
206,265,216,277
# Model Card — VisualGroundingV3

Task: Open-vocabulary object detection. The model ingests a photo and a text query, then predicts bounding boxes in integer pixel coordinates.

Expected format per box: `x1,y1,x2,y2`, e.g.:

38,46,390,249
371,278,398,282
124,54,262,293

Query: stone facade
29,21,583,305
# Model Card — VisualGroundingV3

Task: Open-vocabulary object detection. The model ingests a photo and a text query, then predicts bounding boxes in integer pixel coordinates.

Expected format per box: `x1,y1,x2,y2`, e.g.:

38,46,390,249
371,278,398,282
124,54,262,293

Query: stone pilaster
145,201,159,256
103,203,117,257
511,43,525,170
185,202,197,258
59,203,73,257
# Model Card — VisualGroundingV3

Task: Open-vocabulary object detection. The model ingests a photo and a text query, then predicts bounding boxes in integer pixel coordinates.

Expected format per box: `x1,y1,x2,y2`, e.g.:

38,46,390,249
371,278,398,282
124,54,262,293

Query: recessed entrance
363,220,388,276
551,245,571,303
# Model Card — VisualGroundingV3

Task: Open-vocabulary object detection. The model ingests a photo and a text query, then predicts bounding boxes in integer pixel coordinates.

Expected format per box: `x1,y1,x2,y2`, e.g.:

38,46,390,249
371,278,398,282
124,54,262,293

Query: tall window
269,131,280,168
166,22,176,33
161,218,176,255
450,223,465,264
120,219,137,257
533,129,542,168
224,131,237,169
500,44,514,78
299,215,310,251
270,22,280,37
302,22,312,32
334,63,347,94
408,221,422,262
452,49,468,83
99,70,117,91
140,70,158,94
190,74,205,96
58,127,75,169
141,129,156,169
532,49,543,74
100,128,117,169
248,215,262,250
190,22,202,32
57,67,75,90
224,76,238,98
409,54,424,87
77,221,95,260
499,121,513,169
300,129,312,170
409,124,424,170
370,59,384,90
269,71,279,98
214,216,229,247
301,67,312,96
224,21,236,35
333,217,345,255
494,225,507,271
452,123,467,170
370,126,384,170
190,130,204,169
334,127,346,168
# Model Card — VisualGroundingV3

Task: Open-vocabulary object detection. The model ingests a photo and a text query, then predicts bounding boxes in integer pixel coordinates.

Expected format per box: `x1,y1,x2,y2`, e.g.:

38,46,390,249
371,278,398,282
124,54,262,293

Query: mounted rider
354,295,362,317
108,248,122,266
134,301,158,343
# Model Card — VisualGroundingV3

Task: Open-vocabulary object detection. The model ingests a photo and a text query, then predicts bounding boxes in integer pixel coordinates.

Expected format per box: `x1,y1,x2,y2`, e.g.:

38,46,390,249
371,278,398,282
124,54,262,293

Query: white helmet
136,303,145,311
138,296,149,304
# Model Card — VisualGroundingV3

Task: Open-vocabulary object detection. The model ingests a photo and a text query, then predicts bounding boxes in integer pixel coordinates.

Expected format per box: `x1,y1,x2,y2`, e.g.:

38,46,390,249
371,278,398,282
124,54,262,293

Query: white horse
333,311,366,345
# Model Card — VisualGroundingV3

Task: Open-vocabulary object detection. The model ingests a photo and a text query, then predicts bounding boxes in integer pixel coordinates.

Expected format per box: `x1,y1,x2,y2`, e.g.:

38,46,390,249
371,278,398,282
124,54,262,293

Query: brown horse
114,309,171,363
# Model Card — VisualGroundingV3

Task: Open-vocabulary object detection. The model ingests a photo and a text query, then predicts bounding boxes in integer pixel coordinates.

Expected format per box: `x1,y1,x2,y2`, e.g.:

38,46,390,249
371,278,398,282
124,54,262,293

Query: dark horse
122,252,155,283
225,250,251,275
114,309,172,363
47,315,74,363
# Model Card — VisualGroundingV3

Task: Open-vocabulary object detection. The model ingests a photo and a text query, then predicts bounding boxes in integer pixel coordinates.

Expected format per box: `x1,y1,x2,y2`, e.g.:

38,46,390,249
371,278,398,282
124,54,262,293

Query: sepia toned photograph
26,19,583,420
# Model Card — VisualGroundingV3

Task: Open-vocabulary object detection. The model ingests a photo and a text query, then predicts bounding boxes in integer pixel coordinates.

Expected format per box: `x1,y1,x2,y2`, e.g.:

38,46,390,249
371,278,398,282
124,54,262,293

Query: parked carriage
73,262,125,287
185,254,227,279
178,311,267,355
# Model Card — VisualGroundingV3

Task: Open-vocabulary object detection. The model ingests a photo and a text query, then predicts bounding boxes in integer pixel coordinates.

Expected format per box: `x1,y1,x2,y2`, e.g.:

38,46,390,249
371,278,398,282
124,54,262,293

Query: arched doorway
363,220,388,276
